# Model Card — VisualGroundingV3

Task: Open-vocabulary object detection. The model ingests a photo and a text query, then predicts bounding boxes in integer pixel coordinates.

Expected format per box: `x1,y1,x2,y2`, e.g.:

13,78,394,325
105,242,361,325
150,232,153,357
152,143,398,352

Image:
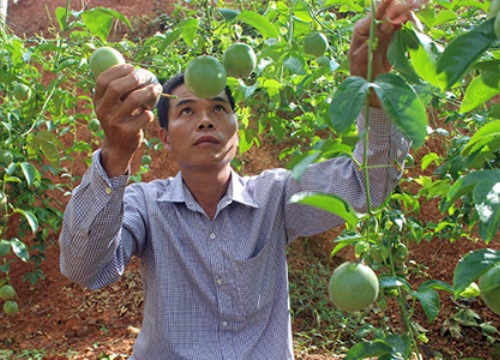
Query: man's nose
197,115,215,130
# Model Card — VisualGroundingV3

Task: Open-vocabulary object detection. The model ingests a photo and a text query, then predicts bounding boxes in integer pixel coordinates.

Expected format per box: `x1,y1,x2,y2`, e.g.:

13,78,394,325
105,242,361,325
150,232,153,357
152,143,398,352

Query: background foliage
0,0,499,358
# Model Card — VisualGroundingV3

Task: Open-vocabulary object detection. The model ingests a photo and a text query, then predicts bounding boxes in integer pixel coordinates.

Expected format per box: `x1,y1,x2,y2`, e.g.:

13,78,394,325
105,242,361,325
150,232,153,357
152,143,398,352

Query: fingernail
380,21,393,32
133,68,145,83
154,84,162,96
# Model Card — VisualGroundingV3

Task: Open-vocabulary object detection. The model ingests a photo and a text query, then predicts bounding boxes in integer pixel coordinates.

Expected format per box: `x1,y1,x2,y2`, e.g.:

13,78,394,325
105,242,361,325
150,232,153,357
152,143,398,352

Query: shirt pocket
232,239,277,318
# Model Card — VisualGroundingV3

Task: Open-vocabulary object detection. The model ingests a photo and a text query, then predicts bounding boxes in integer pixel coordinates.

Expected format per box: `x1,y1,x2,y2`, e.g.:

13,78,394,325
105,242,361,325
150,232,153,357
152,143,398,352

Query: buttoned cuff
88,149,129,205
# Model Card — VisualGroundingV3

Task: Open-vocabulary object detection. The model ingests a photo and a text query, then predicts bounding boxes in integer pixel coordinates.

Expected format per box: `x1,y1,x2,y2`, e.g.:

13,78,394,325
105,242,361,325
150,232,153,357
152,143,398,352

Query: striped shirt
59,107,410,360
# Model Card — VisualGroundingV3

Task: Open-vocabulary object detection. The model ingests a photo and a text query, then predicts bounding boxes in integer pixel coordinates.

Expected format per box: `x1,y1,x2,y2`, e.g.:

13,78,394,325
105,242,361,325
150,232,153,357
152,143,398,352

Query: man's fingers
374,0,394,20
381,0,424,24
118,83,162,118
94,64,135,100
96,70,161,119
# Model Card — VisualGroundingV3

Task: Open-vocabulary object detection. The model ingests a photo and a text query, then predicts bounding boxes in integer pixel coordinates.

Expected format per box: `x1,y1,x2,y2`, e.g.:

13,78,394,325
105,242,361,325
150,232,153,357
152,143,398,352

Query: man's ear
159,128,171,151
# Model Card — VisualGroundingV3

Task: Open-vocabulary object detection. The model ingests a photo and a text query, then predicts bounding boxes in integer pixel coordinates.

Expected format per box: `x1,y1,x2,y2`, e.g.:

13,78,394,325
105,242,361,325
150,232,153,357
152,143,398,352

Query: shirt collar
157,170,259,209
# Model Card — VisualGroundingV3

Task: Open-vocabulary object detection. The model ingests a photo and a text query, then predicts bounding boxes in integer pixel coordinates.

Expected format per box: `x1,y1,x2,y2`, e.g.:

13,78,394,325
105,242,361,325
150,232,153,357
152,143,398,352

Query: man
59,1,422,359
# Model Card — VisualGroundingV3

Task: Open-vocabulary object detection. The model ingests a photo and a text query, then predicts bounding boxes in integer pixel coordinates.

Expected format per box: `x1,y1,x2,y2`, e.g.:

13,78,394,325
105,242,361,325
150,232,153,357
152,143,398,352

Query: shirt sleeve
59,150,145,289
284,106,410,242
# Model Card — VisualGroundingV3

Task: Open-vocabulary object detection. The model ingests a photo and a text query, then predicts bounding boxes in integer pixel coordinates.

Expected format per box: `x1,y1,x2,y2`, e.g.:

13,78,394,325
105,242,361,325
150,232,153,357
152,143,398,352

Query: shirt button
209,233,216,239
222,321,228,327
216,278,223,285
105,187,112,195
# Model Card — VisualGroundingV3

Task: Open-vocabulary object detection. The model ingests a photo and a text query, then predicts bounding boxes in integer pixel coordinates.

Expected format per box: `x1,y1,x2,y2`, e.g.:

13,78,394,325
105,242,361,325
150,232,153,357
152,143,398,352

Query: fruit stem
388,250,423,359
160,93,178,99
0,174,8,238
54,0,71,67
288,3,295,49
361,2,379,218
202,0,213,40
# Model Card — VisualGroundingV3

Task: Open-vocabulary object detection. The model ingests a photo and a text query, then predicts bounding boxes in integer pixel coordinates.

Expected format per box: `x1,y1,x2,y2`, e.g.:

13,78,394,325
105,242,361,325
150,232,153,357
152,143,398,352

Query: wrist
100,147,133,178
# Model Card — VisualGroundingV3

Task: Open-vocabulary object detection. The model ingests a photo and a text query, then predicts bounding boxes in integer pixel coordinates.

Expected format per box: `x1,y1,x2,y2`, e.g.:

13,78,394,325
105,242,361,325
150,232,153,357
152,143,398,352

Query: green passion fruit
141,154,152,166
0,285,15,301
479,264,500,315
3,300,18,315
184,55,227,98
0,150,13,166
303,32,329,58
328,261,379,312
12,83,31,101
89,47,126,78
222,43,257,78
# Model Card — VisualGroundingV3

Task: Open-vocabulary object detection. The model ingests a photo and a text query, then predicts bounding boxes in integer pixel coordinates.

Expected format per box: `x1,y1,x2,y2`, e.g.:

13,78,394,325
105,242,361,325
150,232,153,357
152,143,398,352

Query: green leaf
0,240,11,257
432,9,458,27
474,181,500,242
372,73,427,148
383,335,411,358
19,162,40,187
182,27,198,48
441,170,500,213
344,341,393,360
436,18,497,91
322,0,364,12
460,72,500,113
289,150,322,181
387,30,421,84
462,121,500,156
13,209,38,233
327,76,369,135
418,279,453,293
459,282,481,298
11,238,29,262
474,59,500,73
81,7,132,42
421,152,440,170
330,233,364,258
379,276,412,292
283,52,307,75
55,7,68,32
158,28,184,53
27,130,63,169
406,29,444,88
453,248,500,298
412,288,440,322
235,11,279,39
238,79,259,99
288,192,359,227
238,128,255,153
0,263,10,273
218,8,240,21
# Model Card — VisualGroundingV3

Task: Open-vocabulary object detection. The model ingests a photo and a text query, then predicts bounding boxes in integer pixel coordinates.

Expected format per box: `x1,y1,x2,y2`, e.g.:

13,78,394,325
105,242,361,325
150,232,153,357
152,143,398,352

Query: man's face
161,84,238,171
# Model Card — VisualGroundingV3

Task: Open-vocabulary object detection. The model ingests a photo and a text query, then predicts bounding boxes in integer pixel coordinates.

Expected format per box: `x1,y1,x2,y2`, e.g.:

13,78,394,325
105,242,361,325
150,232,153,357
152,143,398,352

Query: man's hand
93,64,162,177
349,0,425,106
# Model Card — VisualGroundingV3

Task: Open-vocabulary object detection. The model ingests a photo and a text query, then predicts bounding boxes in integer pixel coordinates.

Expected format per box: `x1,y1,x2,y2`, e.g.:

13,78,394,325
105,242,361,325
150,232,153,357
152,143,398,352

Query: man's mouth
194,136,219,145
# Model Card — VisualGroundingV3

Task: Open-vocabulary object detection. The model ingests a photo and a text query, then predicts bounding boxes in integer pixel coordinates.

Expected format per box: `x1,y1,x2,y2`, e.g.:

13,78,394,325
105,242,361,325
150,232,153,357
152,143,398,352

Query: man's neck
180,165,232,220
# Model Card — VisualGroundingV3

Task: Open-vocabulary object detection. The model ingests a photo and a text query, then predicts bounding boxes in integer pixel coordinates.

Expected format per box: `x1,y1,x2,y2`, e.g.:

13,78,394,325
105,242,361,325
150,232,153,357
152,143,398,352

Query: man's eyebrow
175,96,230,108
209,96,230,104
174,98,195,108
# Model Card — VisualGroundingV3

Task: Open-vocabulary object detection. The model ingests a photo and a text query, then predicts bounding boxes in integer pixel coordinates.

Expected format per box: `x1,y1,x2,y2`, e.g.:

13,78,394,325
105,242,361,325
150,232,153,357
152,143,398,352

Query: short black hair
156,73,236,129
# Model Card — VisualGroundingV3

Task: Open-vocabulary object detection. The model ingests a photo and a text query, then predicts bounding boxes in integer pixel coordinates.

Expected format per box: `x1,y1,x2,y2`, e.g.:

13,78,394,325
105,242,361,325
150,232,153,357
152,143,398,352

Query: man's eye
180,108,192,115
215,105,227,112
